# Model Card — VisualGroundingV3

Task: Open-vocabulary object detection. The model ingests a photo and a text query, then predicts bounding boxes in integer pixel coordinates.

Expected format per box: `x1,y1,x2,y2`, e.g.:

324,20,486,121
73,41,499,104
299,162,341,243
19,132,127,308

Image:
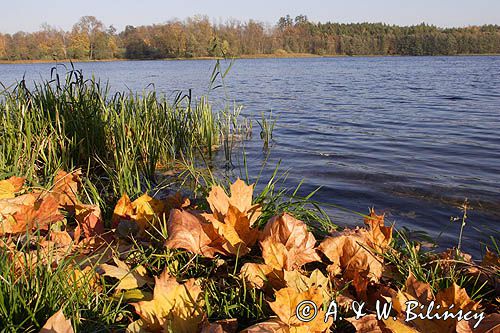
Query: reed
0,67,248,201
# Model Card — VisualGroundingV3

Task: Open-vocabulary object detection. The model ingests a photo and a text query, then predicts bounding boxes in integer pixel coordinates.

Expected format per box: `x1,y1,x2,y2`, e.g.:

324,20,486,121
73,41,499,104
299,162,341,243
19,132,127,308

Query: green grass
0,65,248,206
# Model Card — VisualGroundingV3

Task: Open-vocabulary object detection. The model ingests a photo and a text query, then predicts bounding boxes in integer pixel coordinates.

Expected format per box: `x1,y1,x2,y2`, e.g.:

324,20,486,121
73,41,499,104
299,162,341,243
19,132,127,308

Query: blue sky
1,0,499,33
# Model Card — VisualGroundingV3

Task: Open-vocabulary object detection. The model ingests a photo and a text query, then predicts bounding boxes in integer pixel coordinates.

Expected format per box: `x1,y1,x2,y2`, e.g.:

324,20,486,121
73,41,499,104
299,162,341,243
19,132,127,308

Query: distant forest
1,15,499,61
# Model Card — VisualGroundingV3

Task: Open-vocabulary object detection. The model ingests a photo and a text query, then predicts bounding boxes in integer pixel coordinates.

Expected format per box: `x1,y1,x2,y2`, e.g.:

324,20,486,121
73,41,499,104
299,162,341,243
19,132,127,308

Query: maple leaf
260,213,321,269
112,193,166,231
318,228,384,283
240,262,285,290
202,204,259,256
241,214,321,291
346,314,389,333
283,269,331,301
243,287,332,333
166,209,224,258
200,319,238,333
131,270,205,333
201,179,261,256
456,313,500,333
0,176,25,199
132,194,166,230
52,170,82,209
39,308,74,333
165,192,191,211
112,193,134,227
363,208,393,252
75,203,104,240
99,258,151,291
207,179,261,225
390,273,482,333
10,194,64,234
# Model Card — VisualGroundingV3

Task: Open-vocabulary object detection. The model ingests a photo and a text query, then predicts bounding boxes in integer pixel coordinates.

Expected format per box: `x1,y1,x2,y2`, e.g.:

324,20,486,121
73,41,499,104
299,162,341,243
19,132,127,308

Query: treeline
1,15,500,61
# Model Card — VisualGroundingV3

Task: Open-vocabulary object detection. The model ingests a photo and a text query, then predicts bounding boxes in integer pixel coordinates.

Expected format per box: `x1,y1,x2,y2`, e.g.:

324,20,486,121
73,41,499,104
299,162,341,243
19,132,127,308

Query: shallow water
1,56,499,255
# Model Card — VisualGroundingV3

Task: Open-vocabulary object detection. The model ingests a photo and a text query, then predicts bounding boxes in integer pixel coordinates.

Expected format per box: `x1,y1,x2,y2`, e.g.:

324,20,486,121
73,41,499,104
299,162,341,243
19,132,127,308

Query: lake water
1,56,499,255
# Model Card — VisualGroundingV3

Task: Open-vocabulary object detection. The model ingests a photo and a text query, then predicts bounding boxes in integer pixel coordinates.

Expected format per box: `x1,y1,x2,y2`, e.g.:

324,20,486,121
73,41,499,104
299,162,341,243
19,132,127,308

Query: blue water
1,56,499,255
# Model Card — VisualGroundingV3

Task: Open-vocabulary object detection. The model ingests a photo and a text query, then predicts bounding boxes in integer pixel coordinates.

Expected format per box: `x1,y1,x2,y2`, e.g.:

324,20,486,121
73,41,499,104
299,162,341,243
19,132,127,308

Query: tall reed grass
0,67,248,200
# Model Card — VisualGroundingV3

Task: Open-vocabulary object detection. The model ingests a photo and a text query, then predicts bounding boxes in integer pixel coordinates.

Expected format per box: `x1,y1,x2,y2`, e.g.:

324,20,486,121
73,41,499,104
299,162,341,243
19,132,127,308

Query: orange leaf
166,209,224,258
132,270,205,333
268,286,332,332
260,213,320,269
75,203,104,239
0,176,25,199
39,309,74,333
112,193,134,227
52,170,82,209
318,228,384,283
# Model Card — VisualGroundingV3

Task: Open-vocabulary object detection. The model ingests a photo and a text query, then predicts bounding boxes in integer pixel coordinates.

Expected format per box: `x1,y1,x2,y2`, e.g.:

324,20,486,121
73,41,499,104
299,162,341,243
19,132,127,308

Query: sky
1,0,499,34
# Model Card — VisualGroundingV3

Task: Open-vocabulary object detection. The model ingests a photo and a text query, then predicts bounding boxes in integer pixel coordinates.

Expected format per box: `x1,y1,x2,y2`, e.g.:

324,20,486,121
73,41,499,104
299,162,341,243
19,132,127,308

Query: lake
1,56,499,255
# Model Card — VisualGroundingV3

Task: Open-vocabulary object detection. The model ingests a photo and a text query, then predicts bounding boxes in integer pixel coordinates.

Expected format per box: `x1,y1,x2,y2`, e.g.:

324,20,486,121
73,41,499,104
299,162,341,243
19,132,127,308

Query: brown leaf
0,176,25,199
364,208,393,252
260,213,320,269
240,262,285,290
99,258,151,291
268,286,332,332
132,194,166,230
456,313,500,333
203,204,259,256
207,179,261,226
132,270,205,333
240,319,288,333
481,250,500,269
52,170,82,209
166,209,224,258
391,276,482,333
347,314,388,333
10,194,64,234
112,193,134,227
381,318,420,333
318,228,384,284
75,203,104,239
39,309,74,333
201,319,238,333
165,192,191,211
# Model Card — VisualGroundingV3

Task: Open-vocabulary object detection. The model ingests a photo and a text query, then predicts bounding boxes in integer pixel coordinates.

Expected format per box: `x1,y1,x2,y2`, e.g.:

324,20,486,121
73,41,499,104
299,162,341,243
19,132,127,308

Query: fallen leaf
456,313,500,333
132,270,205,333
364,208,393,252
346,314,388,333
9,194,64,234
39,309,74,333
240,319,288,333
132,194,166,230
165,192,191,211
99,258,151,291
268,286,332,332
202,204,259,256
260,213,321,269
391,274,482,333
202,179,261,256
318,228,384,284
382,318,420,333
481,250,499,269
75,203,104,239
52,170,82,209
166,209,224,258
0,176,25,199
112,193,134,227
201,319,238,333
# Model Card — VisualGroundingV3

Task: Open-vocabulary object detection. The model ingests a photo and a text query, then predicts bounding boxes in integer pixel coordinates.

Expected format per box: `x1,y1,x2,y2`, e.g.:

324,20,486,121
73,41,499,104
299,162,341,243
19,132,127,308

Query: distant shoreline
1,52,499,65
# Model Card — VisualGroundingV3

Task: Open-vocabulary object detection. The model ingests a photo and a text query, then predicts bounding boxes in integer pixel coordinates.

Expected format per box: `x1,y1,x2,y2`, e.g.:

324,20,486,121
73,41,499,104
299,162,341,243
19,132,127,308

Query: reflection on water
1,56,499,255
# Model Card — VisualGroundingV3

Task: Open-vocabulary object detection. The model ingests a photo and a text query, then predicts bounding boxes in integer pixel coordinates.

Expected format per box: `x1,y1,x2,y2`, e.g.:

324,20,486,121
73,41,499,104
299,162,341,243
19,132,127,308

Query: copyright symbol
296,300,318,322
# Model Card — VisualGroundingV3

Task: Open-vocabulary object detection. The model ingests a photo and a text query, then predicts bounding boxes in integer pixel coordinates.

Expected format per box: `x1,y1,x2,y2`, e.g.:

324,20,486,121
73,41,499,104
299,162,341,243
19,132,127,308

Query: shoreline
1,52,499,65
